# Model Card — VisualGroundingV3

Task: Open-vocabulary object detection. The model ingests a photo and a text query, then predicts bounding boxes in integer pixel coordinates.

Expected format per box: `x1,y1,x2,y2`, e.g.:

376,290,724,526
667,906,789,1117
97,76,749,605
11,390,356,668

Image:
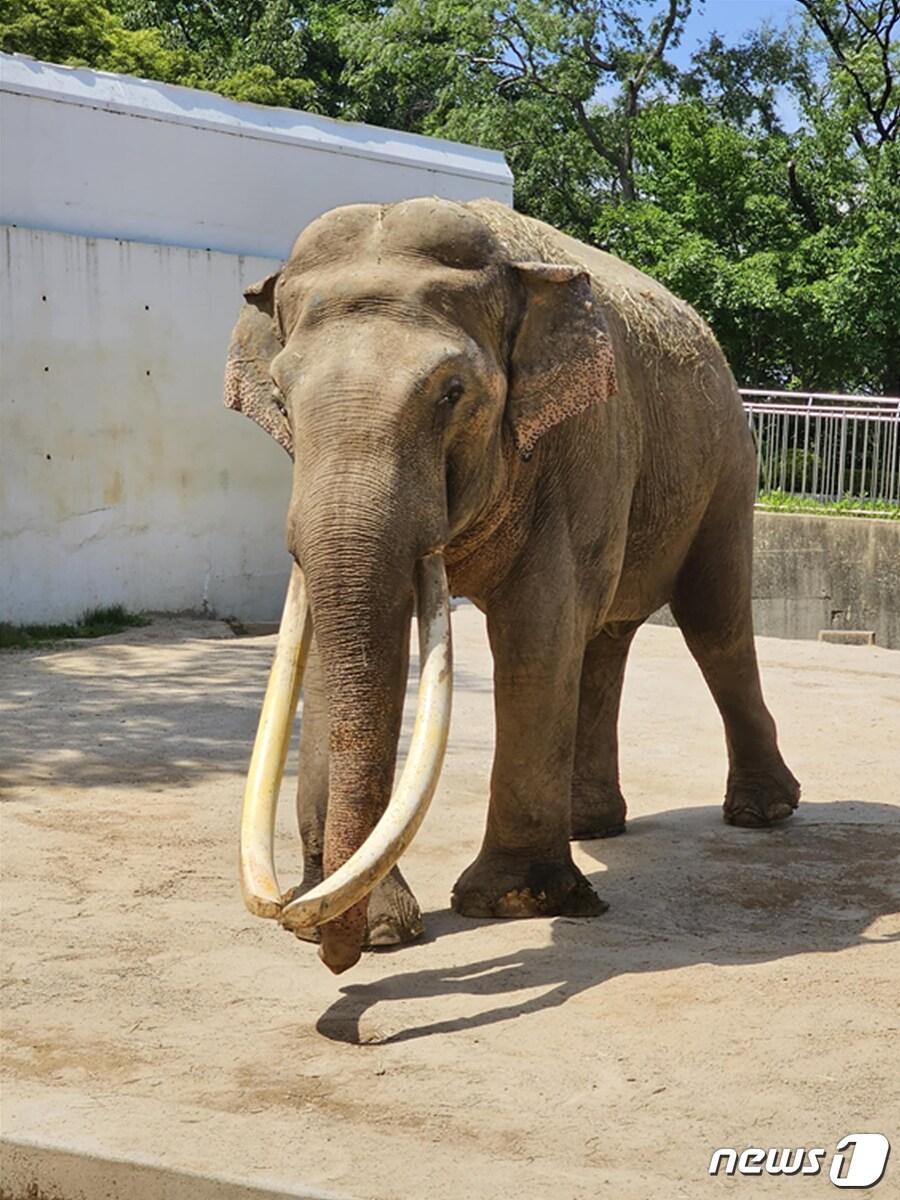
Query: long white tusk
239,563,312,917
279,552,452,933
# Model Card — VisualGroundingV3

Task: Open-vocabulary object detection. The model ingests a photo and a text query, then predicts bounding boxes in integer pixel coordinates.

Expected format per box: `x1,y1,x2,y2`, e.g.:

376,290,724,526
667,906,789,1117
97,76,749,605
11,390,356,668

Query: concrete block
818,629,876,645
0,1137,343,1200
752,513,900,650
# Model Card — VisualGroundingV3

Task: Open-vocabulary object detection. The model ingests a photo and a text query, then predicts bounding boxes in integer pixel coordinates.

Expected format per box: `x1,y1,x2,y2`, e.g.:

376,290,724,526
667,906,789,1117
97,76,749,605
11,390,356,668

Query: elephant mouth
239,552,453,941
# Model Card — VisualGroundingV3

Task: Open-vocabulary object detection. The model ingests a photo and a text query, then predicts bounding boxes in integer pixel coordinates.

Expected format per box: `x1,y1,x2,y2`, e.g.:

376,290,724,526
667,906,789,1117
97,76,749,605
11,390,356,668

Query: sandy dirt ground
1,610,898,1199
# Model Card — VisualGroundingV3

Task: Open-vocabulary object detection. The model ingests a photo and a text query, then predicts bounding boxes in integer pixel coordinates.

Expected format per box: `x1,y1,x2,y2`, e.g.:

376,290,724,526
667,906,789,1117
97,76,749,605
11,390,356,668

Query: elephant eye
271,385,288,417
439,378,464,406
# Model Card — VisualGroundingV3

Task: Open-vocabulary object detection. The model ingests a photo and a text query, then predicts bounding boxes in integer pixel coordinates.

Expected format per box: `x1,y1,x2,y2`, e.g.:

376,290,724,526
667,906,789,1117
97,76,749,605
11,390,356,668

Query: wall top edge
0,52,513,186
1,220,289,261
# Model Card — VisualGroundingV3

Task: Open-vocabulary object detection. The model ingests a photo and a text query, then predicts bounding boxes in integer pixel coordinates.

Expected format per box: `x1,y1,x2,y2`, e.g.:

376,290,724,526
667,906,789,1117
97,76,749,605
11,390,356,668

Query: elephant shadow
316,801,900,1044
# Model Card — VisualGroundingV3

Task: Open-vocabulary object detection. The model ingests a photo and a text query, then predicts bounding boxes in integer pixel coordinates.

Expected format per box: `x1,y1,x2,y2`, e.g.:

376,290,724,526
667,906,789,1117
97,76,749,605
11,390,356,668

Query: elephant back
468,198,722,375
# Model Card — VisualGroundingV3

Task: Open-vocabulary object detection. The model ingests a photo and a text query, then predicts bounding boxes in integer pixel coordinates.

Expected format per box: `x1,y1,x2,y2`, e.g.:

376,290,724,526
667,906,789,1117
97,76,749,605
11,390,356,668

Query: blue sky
672,0,804,126
675,0,799,64
584,1,804,128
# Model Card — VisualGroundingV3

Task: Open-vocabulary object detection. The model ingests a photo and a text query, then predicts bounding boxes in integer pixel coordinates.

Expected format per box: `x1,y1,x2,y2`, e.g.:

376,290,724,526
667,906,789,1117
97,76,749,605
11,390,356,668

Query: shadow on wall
315,802,900,1045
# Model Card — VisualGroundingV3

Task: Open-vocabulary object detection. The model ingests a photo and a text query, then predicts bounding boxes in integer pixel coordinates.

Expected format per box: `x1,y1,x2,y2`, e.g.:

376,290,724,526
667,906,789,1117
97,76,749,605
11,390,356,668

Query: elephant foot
282,866,424,947
365,867,425,946
570,783,627,840
451,849,608,919
723,764,801,828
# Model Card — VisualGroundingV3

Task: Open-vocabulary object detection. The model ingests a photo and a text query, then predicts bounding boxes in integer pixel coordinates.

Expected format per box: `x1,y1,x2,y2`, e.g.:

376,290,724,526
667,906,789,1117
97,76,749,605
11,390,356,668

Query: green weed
0,605,151,650
756,491,900,520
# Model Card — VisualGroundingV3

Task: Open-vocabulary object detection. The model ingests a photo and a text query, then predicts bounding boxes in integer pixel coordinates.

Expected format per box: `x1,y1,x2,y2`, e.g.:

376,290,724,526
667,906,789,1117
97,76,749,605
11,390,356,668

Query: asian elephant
224,197,800,974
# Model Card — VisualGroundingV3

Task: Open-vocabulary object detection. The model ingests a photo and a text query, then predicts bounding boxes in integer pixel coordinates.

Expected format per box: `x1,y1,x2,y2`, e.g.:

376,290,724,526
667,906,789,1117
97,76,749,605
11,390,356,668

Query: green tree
680,24,815,133
341,0,694,229
0,0,198,81
792,0,900,393
593,101,806,385
797,0,899,153
343,1,898,393
123,1,379,112
3,0,897,392
0,0,377,111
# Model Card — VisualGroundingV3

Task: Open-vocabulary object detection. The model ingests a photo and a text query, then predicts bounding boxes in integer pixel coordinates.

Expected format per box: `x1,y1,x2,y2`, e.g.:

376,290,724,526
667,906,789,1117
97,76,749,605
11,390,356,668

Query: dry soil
1,610,898,1198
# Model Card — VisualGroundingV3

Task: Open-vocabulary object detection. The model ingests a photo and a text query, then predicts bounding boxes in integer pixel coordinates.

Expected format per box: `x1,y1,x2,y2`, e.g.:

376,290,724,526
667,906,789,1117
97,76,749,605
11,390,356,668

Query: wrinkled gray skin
225,198,800,973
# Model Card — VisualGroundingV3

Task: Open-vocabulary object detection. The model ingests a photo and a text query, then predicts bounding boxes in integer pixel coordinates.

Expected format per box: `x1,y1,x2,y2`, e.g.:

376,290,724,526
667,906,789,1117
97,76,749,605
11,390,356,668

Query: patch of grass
756,491,900,519
0,605,151,650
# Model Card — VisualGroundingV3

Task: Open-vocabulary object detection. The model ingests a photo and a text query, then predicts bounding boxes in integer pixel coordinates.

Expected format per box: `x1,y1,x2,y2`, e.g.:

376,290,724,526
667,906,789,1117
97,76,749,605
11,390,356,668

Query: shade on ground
1,612,897,1199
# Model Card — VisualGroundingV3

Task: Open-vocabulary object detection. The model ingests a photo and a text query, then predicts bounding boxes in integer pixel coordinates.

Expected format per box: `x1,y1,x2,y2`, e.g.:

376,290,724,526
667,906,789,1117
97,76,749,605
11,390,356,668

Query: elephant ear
507,263,617,460
224,271,293,458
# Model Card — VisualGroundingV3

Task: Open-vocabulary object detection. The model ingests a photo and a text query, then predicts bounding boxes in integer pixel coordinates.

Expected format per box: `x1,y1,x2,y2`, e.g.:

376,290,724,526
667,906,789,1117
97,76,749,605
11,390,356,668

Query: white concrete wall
1,227,288,622
0,54,513,623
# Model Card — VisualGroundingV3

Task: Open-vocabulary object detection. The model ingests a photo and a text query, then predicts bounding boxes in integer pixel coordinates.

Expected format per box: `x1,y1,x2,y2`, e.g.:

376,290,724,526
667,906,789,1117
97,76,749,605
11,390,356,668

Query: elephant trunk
304,521,416,970
238,552,451,968
238,444,452,972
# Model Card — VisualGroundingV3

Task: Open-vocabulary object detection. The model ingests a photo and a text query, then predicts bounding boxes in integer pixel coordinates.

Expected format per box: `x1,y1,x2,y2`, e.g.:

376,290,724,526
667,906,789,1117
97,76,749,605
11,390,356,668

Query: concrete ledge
0,1137,344,1200
651,512,900,649
818,629,876,646
752,512,899,648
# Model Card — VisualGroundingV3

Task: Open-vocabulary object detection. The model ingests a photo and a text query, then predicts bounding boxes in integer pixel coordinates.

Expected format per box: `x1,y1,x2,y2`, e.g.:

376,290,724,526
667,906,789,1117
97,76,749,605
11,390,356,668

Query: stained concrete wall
1,227,287,622
0,54,512,624
652,513,900,650
751,512,900,649
0,54,512,257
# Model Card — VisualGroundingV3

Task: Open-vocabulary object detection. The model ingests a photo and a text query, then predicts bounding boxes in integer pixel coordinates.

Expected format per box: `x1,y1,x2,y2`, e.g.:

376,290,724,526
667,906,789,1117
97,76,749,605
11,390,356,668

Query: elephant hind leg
669,501,800,827
288,639,424,945
570,621,642,839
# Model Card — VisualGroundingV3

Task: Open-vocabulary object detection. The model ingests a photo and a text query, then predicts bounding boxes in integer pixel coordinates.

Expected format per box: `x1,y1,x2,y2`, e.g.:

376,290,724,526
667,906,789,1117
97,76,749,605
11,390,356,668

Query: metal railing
739,389,900,506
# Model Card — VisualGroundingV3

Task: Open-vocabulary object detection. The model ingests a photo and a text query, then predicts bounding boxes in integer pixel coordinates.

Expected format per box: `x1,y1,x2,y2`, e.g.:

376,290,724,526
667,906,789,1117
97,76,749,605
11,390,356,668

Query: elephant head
224,198,617,972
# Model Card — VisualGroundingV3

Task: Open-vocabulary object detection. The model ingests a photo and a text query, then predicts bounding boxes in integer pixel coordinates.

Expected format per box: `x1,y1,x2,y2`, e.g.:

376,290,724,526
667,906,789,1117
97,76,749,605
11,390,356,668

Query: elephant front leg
288,640,423,946
451,593,607,920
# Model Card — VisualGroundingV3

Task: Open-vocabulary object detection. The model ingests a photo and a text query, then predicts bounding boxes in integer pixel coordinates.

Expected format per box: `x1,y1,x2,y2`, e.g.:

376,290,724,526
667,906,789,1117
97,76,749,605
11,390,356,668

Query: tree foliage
2,0,897,393
0,0,197,82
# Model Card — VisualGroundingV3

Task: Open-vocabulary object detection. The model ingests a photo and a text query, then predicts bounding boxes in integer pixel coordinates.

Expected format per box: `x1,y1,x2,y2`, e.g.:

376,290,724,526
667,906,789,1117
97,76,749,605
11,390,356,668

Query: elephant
224,197,800,974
